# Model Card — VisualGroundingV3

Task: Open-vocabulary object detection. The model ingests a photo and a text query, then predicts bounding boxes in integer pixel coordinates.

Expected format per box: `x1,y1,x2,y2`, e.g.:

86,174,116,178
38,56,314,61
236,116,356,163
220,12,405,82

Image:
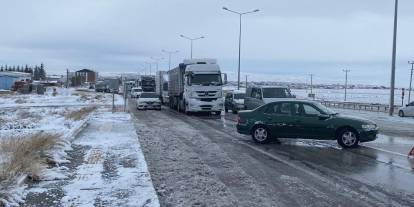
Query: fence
320,101,401,114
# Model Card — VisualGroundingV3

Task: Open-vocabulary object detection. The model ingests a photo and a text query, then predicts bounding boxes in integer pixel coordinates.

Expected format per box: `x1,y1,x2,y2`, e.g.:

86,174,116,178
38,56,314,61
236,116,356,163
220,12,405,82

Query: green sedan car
236,100,378,148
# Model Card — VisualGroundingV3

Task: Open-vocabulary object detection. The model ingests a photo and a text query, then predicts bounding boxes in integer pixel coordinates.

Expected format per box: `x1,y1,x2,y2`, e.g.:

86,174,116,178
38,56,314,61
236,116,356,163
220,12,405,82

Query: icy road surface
131,104,414,207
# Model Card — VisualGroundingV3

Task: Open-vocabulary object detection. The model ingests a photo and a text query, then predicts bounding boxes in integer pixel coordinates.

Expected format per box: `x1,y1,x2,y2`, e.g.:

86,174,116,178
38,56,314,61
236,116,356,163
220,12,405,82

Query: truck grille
199,98,217,102
199,105,213,110
196,91,217,97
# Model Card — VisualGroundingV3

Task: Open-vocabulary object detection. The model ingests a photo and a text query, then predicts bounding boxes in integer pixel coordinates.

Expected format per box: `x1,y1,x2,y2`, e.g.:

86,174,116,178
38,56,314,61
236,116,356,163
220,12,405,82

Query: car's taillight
236,115,241,124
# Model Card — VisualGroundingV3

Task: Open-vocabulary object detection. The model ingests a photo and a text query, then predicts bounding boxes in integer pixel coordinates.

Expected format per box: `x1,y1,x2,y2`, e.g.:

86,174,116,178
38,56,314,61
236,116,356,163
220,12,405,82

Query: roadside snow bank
0,106,94,207
60,111,159,206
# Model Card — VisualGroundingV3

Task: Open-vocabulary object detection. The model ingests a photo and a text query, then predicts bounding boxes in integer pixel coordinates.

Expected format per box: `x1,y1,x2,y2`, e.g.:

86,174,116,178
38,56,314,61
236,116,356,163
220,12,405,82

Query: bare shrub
0,133,60,184
16,110,41,120
14,99,26,104
95,94,103,100
65,106,96,121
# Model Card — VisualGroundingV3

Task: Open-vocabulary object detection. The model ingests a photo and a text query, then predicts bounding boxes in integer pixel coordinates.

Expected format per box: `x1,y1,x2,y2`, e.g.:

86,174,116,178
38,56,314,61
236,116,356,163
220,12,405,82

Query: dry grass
16,110,41,120
0,133,60,184
65,106,96,121
14,98,26,104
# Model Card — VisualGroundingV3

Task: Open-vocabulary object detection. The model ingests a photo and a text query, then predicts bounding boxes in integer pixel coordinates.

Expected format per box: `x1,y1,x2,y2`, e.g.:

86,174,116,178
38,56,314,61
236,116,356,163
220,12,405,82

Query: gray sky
1,0,414,87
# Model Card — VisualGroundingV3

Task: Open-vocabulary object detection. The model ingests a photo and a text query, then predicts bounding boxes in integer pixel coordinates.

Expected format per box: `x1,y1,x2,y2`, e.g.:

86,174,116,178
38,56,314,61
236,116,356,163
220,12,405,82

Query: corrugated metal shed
0,72,31,90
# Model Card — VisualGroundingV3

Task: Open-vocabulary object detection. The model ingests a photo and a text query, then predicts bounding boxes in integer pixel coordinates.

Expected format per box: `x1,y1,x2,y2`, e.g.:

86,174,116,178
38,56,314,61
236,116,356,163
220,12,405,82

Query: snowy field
0,87,123,109
224,85,408,105
0,88,158,207
292,88,408,105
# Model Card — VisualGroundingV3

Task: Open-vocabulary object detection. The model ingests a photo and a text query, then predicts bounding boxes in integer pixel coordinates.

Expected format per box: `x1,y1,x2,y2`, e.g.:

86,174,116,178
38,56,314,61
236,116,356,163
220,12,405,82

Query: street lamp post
408,61,414,103
180,35,204,59
389,0,399,116
343,69,350,101
223,6,259,90
151,57,164,74
162,50,179,70
144,62,152,75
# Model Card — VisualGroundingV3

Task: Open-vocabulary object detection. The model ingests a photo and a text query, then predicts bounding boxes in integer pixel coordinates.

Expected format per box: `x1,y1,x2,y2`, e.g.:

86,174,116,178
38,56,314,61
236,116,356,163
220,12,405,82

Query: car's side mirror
222,73,228,85
318,114,330,120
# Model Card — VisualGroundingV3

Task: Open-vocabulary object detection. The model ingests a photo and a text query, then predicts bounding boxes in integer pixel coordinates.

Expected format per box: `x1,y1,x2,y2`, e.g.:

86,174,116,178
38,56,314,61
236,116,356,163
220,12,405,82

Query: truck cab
169,59,225,114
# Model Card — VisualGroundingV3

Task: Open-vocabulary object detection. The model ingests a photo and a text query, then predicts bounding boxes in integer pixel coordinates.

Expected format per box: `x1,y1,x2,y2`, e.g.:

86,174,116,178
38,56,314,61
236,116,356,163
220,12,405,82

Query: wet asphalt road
130,102,414,207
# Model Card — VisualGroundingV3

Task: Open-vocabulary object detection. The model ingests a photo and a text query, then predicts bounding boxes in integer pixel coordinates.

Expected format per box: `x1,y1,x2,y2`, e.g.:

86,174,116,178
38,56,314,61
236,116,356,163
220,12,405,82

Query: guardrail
320,100,401,114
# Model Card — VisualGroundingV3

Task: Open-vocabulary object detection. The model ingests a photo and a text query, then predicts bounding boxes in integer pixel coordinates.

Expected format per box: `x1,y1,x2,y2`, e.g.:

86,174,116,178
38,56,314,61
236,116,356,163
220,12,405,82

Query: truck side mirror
222,73,228,85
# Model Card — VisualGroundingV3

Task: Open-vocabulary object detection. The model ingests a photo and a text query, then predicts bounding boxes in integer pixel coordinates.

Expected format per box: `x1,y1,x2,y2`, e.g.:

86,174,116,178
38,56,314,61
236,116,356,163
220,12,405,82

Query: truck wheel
232,107,238,114
251,125,271,144
337,128,359,148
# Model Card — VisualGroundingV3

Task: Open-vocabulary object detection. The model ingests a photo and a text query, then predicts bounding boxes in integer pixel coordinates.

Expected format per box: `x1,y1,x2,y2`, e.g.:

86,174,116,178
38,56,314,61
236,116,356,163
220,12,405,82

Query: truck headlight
191,91,198,98
362,124,377,131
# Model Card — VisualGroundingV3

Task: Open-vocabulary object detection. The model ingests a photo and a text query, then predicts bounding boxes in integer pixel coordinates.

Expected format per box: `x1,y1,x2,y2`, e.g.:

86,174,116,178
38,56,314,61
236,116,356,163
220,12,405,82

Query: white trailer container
168,59,225,114
156,71,169,104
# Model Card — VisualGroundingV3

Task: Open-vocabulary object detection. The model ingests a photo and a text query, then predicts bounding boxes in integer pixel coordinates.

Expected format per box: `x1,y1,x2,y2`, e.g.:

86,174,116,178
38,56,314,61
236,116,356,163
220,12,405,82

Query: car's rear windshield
133,89,142,92
234,93,245,99
263,88,292,98
140,93,158,98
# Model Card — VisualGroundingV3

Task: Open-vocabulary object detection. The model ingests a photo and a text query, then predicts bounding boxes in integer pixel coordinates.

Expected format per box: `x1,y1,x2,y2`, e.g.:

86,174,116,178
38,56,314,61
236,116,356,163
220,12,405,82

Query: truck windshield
262,88,292,98
190,74,222,86
140,93,158,98
234,93,245,99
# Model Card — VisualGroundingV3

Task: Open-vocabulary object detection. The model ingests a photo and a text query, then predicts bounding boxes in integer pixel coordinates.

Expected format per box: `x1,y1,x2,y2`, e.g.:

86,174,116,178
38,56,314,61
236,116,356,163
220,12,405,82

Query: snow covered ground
22,111,159,207
292,88,407,105
0,88,158,207
0,87,123,109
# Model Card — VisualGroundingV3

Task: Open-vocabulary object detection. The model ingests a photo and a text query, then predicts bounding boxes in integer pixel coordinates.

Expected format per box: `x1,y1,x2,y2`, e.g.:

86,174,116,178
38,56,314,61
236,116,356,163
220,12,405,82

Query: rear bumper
359,130,378,142
236,123,250,135
137,103,161,110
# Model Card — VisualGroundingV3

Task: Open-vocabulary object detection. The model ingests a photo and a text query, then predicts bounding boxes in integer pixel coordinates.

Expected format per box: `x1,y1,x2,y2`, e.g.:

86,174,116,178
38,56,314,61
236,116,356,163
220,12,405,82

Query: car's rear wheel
399,110,405,117
251,125,271,144
225,107,228,113
337,128,359,148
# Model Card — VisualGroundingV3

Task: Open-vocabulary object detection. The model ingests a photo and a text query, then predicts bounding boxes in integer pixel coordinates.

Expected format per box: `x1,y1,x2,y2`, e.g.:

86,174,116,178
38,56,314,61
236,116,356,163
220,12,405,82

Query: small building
73,69,97,86
0,72,32,90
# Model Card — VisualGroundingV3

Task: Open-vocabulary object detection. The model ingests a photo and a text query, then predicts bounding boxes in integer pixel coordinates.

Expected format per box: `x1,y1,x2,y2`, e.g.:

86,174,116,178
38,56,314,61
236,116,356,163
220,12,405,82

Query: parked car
236,100,378,148
244,86,295,110
399,102,414,117
225,90,245,114
136,92,161,110
131,87,143,98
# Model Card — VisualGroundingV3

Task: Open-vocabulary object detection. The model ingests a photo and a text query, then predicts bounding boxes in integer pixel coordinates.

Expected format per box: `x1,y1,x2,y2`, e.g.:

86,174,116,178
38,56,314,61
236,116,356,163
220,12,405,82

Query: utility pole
223,7,260,90
343,69,350,101
66,69,68,88
389,0,399,116
408,61,414,103
309,74,314,94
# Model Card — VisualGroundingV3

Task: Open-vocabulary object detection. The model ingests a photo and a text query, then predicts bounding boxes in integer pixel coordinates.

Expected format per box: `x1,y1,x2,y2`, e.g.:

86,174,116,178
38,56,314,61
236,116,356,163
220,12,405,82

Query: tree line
0,63,47,80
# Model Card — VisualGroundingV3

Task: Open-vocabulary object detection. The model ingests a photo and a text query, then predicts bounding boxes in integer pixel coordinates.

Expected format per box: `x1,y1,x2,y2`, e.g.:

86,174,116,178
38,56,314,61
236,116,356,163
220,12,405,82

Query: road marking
362,145,411,158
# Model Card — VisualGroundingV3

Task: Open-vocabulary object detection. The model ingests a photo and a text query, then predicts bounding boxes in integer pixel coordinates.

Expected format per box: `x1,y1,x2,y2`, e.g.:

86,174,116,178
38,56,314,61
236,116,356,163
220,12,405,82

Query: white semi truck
168,59,226,114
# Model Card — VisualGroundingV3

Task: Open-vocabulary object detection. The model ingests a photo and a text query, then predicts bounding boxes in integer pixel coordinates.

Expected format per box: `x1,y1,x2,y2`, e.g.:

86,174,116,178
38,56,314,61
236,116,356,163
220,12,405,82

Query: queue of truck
129,58,298,114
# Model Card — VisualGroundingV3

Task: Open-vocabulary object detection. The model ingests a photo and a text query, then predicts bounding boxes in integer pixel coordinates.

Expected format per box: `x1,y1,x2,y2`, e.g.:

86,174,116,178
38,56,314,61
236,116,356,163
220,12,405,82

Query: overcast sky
1,0,414,87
